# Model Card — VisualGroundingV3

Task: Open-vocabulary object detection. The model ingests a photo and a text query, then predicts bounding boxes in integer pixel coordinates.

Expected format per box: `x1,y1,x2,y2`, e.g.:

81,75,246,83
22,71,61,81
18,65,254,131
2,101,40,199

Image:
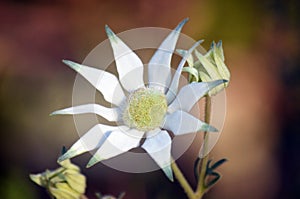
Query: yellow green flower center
123,88,167,131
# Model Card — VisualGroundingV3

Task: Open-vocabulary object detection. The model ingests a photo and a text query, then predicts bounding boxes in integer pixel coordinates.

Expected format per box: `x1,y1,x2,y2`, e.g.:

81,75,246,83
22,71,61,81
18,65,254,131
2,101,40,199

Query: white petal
162,110,218,135
58,124,120,162
148,18,188,90
142,130,173,181
62,60,126,106
145,128,161,138
86,129,143,167
106,25,144,92
168,80,227,113
166,40,203,103
51,104,120,122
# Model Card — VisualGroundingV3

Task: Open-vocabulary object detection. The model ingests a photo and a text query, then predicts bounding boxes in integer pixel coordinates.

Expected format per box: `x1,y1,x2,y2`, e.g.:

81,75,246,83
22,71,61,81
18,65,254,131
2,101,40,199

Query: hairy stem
195,96,212,198
171,160,196,199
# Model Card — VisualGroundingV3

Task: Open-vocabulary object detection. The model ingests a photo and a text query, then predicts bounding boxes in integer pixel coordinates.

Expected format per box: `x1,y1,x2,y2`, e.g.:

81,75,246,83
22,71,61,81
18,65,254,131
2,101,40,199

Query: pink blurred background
0,0,299,198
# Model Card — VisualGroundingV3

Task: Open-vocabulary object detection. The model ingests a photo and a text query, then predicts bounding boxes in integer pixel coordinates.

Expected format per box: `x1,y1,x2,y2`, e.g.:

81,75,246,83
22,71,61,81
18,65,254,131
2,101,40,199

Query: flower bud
30,159,86,199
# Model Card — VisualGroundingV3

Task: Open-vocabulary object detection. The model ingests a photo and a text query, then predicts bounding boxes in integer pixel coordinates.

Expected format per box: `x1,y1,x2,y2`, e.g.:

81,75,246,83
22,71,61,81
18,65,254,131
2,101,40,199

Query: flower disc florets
123,88,167,131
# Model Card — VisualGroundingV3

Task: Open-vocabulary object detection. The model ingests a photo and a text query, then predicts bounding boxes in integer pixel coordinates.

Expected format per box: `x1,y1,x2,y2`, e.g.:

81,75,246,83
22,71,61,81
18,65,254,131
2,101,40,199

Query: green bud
49,182,81,199
179,40,231,96
64,169,86,194
30,159,86,199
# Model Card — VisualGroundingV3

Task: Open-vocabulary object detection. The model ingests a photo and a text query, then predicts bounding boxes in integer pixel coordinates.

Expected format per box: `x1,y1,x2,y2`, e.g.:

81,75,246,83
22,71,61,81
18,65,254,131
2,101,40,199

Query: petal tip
57,155,68,163
49,109,70,116
217,40,223,47
57,149,78,162
206,124,218,132
222,79,228,83
50,110,62,116
105,25,117,41
175,18,189,31
86,156,102,168
162,166,174,182
187,40,204,54
62,60,81,72
196,39,204,46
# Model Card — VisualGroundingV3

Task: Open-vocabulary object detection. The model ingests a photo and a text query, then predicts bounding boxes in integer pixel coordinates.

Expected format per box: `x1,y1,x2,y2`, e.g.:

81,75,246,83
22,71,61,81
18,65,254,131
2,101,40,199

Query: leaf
194,157,201,181
205,171,221,188
210,158,227,171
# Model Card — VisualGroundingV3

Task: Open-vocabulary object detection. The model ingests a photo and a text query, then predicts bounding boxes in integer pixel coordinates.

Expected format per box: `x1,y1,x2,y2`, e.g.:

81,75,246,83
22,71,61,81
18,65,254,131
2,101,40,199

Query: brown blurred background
0,0,299,198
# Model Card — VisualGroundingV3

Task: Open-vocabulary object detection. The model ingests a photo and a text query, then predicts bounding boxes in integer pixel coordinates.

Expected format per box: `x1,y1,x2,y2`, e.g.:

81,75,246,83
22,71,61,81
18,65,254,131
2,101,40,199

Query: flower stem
195,96,212,198
171,160,196,199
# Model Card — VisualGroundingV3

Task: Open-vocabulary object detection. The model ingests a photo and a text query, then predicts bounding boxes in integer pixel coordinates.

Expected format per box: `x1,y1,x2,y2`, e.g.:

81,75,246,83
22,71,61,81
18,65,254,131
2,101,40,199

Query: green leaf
210,158,227,170
193,157,201,181
206,171,221,188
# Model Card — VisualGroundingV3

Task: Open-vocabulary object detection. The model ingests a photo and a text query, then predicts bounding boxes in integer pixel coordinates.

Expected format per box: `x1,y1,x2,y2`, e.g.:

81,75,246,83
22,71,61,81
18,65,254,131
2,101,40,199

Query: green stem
172,96,213,199
171,160,196,199
195,96,212,198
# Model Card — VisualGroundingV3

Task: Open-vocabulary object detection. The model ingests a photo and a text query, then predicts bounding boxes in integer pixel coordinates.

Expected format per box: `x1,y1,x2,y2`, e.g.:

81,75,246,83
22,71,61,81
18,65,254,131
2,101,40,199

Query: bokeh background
0,0,299,198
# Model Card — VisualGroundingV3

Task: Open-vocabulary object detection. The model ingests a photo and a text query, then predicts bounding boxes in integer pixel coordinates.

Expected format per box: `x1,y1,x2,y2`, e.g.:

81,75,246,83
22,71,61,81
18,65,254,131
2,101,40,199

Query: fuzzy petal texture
213,41,230,83
106,25,144,92
64,169,86,194
195,50,220,80
86,129,143,167
49,183,80,199
168,80,227,113
162,110,218,135
148,18,188,91
62,60,126,106
58,124,120,162
51,104,120,122
142,130,173,181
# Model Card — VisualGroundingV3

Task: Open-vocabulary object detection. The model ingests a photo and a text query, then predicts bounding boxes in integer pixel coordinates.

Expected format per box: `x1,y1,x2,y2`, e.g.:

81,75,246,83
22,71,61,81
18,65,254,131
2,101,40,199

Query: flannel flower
180,40,230,95
52,19,226,181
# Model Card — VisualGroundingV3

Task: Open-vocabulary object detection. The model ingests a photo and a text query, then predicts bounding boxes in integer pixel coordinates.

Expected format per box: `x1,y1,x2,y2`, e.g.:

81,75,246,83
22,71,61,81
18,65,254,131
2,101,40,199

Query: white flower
52,19,226,181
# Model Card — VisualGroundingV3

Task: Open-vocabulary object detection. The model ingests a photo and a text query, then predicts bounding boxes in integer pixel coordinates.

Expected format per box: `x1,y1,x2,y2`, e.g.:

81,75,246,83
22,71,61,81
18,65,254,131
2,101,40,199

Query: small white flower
52,19,226,181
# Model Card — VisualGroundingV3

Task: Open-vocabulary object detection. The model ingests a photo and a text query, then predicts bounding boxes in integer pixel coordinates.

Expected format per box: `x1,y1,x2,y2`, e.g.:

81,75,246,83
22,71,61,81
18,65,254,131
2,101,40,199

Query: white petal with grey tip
162,110,218,135
58,124,121,162
51,104,121,122
148,18,188,91
62,60,126,106
142,130,173,181
105,25,145,92
86,129,143,168
168,80,227,113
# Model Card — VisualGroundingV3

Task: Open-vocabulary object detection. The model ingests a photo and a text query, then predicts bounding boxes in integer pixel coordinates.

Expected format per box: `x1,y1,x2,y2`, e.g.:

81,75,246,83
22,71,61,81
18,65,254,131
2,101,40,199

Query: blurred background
0,0,299,198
